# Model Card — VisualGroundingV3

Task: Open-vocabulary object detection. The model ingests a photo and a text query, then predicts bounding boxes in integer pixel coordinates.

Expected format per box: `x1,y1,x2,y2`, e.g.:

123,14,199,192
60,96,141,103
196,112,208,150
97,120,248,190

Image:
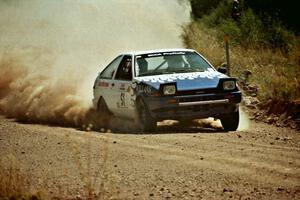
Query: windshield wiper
173,68,204,73
139,71,173,77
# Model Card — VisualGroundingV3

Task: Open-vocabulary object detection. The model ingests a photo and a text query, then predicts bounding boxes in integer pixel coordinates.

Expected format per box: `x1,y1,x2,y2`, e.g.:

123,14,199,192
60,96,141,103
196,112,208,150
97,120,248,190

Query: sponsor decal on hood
134,69,228,91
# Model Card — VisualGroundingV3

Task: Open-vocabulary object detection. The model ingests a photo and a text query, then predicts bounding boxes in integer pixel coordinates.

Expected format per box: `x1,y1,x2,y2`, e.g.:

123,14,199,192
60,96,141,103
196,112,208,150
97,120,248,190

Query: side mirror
218,66,227,74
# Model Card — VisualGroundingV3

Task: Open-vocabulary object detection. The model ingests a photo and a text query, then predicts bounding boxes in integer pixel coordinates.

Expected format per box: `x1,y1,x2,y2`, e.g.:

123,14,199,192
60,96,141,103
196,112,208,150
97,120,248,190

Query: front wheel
137,99,157,132
220,111,239,131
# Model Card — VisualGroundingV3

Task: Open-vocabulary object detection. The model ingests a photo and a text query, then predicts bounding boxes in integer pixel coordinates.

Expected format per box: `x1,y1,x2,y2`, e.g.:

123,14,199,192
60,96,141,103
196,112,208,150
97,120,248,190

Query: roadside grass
0,155,42,200
69,133,115,200
183,21,300,107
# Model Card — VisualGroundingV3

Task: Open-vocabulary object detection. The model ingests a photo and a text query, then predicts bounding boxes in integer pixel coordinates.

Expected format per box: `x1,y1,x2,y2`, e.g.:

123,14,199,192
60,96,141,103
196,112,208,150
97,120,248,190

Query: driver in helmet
137,58,148,75
166,55,185,71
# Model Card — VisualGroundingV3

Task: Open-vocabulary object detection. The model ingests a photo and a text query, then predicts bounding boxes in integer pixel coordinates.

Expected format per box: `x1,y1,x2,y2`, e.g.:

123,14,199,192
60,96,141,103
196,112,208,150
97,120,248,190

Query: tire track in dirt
104,134,300,185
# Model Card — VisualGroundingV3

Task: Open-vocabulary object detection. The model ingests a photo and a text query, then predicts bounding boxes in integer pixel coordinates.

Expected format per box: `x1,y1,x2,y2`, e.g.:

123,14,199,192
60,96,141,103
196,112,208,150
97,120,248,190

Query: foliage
201,1,231,27
190,0,221,18
244,0,299,33
263,19,297,52
189,0,297,51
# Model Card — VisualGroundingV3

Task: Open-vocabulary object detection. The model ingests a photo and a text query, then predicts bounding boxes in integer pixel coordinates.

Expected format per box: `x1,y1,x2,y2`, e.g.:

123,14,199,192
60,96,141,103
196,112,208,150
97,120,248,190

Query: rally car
93,49,241,132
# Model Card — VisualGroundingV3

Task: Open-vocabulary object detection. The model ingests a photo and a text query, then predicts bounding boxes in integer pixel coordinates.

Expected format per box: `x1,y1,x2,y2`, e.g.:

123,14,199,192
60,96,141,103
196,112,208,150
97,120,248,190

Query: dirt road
0,115,299,199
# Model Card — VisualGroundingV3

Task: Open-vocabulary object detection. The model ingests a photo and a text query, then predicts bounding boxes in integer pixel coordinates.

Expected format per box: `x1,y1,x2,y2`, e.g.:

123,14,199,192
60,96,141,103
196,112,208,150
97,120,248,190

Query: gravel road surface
0,116,299,199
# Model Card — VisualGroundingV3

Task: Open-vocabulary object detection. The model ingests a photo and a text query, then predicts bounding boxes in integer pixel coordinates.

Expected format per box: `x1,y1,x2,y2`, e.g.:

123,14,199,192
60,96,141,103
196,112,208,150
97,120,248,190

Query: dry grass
0,155,42,200
183,22,300,103
69,134,112,200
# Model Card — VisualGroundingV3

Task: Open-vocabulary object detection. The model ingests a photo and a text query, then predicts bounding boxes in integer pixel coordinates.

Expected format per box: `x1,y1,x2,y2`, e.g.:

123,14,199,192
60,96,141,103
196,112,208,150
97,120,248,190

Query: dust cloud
238,108,250,131
192,107,250,132
0,0,190,128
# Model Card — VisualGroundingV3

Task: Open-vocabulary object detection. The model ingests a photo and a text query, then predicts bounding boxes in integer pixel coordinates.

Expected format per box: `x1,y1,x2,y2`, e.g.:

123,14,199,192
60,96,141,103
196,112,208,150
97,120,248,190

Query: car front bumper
144,91,242,120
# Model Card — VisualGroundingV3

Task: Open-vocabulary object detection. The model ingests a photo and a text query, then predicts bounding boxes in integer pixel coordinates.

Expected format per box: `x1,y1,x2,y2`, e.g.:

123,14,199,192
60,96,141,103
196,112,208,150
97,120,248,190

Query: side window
100,56,123,79
115,56,132,81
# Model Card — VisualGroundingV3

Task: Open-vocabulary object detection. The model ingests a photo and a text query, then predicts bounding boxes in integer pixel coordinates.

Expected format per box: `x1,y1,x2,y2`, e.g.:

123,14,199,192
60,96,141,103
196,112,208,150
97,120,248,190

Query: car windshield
135,51,213,77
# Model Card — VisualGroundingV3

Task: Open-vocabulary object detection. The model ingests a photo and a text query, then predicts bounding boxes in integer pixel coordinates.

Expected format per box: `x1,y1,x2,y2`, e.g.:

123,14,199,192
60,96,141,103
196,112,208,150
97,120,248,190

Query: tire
220,111,239,131
97,97,112,128
137,99,157,132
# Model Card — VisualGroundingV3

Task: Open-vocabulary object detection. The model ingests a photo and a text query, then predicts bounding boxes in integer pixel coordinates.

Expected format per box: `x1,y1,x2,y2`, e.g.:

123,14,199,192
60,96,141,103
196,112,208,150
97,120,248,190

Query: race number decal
120,92,125,107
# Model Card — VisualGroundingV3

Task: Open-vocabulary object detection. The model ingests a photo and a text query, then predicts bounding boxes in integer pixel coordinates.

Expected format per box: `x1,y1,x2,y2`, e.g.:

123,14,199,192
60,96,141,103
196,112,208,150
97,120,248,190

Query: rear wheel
97,97,112,128
137,99,156,132
220,111,239,131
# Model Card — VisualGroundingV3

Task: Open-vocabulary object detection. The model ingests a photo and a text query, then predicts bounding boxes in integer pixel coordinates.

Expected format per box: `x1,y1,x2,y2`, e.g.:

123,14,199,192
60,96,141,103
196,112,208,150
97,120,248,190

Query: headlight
163,85,176,95
223,80,235,90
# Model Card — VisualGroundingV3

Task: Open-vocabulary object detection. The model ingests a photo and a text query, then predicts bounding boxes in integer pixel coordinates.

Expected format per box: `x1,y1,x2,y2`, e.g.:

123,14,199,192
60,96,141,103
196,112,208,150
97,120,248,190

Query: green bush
189,0,297,52
244,0,299,33
190,0,221,18
239,9,265,46
266,21,296,52
218,19,241,45
217,8,264,48
202,1,231,27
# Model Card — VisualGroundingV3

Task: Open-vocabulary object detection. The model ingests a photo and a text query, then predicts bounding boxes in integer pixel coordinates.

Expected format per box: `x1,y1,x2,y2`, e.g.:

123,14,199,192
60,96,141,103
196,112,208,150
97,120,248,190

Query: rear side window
100,56,123,79
115,55,132,81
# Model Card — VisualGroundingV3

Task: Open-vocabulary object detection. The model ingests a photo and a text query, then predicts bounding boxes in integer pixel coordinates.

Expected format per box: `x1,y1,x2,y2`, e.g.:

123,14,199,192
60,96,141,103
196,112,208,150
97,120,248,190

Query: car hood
134,69,228,91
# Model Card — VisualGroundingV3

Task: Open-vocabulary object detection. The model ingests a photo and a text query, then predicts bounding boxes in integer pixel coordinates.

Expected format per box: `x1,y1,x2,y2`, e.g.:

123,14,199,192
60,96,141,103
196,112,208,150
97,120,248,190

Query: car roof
121,48,195,56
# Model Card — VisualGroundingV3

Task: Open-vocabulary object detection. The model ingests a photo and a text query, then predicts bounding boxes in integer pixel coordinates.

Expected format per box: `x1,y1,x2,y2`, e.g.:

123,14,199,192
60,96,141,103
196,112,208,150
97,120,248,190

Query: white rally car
93,49,241,132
